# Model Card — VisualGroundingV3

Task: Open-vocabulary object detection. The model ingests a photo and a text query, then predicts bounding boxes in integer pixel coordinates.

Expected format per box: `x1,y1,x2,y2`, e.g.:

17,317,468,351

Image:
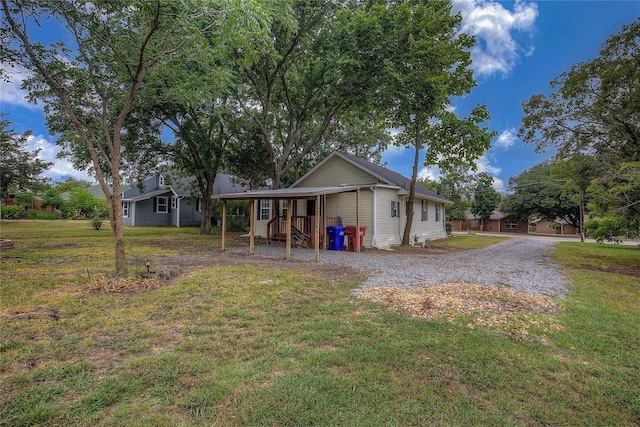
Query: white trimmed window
259,200,272,221
122,202,129,218
171,197,177,209
391,201,399,218
421,200,428,221
505,219,518,230
196,198,202,212
158,175,165,188
156,196,168,213
279,200,287,217
435,203,440,222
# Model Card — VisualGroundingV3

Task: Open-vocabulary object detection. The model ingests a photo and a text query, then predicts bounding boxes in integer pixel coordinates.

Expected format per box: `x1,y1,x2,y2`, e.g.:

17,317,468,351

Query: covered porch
215,186,362,262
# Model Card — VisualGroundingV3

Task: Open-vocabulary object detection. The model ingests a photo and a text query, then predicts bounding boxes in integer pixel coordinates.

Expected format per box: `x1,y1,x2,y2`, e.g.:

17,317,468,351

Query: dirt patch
79,251,363,294
358,283,563,340
579,263,640,277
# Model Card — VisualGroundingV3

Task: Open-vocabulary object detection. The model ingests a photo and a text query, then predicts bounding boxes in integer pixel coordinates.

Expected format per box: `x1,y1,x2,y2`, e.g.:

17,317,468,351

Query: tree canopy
1,0,221,272
470,172,501,226
519,19,639,236
0,114,52,198
501,161,581,227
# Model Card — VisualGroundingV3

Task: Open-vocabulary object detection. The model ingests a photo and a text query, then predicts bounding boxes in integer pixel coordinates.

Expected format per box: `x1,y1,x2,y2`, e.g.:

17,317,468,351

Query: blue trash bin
326,225,345,251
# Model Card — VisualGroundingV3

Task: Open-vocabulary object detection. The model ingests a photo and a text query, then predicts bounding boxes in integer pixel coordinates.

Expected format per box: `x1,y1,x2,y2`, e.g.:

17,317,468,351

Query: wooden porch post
249,199,255,255
285,199,292,259
323,195,327,250
355,189,360,252
315,195,320,262
221,200,227,251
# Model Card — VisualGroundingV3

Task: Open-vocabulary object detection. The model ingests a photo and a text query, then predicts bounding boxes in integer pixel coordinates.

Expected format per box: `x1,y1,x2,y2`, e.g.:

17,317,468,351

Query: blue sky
1,0,639,189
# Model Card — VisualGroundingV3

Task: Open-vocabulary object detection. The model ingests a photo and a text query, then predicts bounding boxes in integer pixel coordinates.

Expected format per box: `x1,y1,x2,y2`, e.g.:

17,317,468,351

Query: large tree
376,1,494,246
2,0,223,272
519,19,640,235
234,1,396,188
470,172,501,230
126,1,277,235
501,161,581,227
422,167,477,222
0,114,52,198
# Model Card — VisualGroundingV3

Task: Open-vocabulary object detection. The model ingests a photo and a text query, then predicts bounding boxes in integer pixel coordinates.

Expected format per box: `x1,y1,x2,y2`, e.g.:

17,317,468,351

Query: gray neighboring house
60,184,108,201
121,173,246,227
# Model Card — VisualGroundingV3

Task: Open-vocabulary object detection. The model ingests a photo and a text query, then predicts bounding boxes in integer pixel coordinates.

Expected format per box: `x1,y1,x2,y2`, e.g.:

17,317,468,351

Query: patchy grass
1,221,639,426
435,234,509,249
386,234,509,254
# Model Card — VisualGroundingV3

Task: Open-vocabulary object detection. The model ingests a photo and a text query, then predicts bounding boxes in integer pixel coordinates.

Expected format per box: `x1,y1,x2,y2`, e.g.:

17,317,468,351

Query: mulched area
358,283,563,340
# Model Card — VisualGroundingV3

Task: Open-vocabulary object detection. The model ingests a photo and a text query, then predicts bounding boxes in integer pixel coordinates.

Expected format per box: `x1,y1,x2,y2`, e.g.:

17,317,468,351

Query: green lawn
1,220,638,426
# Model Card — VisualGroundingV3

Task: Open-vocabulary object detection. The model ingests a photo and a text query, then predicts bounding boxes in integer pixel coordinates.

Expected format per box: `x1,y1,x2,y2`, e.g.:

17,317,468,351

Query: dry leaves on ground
358,283,563,341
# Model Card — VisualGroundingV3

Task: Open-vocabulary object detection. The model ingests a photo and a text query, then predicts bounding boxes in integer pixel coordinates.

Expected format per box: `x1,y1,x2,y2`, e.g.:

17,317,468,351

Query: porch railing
267,216,341,247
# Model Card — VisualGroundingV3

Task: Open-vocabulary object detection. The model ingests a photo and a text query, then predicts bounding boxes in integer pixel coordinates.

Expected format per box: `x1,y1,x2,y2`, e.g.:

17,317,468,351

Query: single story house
452,211,528,233
121,173,245,227
529,218,579,235
220,151,452,251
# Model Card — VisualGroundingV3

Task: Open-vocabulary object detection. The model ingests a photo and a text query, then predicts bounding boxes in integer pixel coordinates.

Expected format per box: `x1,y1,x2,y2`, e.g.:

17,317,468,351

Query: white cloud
26,134,94,183
494,128,517,149
418,165,441,182
452,0,538,77
0,64,38,109
475,154,504,190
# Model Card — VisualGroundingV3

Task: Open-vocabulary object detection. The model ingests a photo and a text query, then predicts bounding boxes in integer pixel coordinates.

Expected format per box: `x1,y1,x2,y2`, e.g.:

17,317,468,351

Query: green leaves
519,19,640,235
0,114,52,197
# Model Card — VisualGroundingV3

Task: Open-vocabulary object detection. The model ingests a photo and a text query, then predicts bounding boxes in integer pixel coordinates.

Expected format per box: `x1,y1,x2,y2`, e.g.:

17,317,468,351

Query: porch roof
214,185,361,200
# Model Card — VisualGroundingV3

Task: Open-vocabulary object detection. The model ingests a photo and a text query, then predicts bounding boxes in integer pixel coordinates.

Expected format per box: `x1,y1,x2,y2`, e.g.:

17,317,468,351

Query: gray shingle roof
334,151,451,203
167,173,247,197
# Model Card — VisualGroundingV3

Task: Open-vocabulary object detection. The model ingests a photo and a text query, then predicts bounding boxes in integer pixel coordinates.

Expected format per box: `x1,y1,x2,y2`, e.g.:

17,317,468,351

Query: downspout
176,196,184,228
369,186,379,248
131,201,136,226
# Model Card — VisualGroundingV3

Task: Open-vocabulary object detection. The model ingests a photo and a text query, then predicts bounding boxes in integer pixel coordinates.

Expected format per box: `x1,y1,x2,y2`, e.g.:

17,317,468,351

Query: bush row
0,205,105,220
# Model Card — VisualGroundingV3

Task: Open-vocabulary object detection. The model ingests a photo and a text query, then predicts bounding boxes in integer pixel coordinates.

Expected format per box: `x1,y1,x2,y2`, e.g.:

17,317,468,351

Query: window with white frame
196,198,202,212
259,200,272,220
156,196,168,213
158,175,165,188
122,202,129,218
421,200,428,221
171,197,177,209
279,200,287,217
435,203,440,222
505,219,518,229
391,201,398,218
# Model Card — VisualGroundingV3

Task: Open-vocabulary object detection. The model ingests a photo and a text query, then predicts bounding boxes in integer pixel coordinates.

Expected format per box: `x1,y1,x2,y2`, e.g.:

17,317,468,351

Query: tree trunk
401,122,421,246
579,187,585,242
109,158,126,274
200,176,215,235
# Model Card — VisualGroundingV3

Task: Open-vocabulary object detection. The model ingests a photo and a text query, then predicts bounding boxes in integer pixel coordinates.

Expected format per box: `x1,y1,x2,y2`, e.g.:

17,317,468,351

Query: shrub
0,205,22,219
228,216,249,232
25,209,38,219
445,222,453,236
91,217,103,230
585,216,624,243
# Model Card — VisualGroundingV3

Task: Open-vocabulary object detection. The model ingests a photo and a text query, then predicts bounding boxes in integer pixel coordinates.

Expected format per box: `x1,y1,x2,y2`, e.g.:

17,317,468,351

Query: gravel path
227,237,570,299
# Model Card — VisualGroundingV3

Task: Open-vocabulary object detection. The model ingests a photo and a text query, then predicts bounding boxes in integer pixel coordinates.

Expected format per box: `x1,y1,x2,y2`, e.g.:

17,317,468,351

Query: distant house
452,211,528,233
247,151,452,249
121,173,246,227
60,184,108,201
529,218,579,235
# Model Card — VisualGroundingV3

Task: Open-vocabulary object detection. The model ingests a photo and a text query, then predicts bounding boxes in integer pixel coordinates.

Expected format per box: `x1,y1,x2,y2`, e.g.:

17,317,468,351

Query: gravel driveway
228,237,570,299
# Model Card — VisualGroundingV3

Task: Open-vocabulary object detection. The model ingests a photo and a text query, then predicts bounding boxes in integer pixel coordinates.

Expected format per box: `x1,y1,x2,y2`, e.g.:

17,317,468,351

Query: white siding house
252,151,451,249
